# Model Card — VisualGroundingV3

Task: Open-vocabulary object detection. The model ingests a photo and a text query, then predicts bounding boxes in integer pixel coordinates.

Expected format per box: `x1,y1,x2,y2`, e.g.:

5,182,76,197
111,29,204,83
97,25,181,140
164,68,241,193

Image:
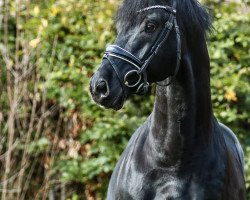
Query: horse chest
115,167,207,200
108,124,226,200
110,147,224,200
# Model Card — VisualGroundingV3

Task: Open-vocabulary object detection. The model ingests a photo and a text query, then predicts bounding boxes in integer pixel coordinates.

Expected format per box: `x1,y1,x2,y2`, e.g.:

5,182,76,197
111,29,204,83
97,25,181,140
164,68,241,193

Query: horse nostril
95,80,109,97
96,81,106,91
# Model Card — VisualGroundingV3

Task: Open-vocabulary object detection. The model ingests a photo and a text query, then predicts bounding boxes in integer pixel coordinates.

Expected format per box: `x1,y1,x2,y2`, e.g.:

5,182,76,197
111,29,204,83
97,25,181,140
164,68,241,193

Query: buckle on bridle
136,82,149,94
166,21,173,29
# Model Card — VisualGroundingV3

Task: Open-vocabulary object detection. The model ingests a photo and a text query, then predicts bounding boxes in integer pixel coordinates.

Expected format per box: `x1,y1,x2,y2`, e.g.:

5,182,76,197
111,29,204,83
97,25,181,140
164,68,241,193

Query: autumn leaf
224,90,237,102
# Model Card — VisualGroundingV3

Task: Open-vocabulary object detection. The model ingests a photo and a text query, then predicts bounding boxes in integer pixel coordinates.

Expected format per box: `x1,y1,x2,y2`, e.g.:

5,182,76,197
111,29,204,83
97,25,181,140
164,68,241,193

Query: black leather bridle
103,1,181,95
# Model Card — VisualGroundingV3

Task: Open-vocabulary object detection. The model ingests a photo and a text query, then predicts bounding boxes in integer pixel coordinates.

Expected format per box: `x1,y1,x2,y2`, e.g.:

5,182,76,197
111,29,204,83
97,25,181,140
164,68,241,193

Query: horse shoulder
107,119,150,199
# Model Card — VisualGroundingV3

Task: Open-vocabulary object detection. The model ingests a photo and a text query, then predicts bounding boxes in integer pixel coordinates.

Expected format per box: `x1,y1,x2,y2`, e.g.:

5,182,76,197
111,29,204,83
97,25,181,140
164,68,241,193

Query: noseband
103,1,181,95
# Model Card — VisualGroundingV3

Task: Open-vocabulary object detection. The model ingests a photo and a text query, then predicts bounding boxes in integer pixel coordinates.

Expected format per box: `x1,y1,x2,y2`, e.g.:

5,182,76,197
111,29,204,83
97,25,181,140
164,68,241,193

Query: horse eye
145,22,156,33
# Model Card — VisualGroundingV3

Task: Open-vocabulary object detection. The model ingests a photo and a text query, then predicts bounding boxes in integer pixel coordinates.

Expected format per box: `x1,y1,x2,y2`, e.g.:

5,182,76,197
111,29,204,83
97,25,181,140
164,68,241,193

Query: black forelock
115,0,212,34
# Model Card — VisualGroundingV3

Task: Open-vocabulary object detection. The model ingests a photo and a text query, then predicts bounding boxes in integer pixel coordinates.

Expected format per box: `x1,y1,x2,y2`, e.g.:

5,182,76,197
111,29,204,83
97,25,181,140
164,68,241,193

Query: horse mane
116,0,212,35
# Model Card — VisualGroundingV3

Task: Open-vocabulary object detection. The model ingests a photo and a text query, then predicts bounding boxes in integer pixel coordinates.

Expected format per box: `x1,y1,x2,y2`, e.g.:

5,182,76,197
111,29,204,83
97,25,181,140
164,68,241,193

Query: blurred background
0,0,249,199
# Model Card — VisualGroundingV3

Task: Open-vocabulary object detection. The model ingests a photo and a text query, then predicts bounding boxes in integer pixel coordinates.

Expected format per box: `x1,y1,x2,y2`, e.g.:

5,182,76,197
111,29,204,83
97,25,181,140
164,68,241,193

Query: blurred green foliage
0,0,249,199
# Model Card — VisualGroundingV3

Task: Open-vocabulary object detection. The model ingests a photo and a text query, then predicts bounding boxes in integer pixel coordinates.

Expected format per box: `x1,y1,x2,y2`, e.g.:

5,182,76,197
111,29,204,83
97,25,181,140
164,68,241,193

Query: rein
103,0,181,95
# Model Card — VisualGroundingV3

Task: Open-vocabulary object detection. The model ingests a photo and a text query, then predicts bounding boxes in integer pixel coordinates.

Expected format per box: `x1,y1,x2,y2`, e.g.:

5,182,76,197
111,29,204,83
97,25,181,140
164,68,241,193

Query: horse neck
149,34,213,163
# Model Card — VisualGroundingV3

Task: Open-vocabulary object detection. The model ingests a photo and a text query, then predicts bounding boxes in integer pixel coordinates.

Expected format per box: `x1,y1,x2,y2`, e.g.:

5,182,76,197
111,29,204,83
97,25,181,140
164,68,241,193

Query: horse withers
89,0,246,199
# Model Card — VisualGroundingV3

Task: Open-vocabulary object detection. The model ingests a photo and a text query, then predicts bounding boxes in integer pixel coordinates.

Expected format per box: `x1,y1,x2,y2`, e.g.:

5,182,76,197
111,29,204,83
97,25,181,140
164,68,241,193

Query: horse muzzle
89,62,125,110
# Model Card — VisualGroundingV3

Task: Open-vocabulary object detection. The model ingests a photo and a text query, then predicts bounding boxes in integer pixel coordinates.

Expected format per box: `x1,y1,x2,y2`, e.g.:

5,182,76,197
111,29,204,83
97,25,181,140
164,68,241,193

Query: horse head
89,0,186,110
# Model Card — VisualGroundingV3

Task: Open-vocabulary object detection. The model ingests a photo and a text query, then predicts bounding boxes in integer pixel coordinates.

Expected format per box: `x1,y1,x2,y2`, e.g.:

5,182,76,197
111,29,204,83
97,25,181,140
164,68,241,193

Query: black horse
89,0,246,199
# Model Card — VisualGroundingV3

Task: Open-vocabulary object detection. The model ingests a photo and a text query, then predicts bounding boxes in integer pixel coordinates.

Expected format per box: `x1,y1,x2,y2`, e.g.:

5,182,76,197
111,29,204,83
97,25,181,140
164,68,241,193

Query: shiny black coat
89,0,247,199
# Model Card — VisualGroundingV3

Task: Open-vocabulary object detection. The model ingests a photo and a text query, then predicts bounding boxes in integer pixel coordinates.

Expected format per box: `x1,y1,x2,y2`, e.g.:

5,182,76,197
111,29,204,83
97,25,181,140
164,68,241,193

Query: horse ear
176,0,212,33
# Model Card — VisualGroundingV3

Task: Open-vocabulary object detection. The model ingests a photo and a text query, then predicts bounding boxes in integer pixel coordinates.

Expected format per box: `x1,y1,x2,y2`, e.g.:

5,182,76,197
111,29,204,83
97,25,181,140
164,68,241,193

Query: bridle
103,0,181,95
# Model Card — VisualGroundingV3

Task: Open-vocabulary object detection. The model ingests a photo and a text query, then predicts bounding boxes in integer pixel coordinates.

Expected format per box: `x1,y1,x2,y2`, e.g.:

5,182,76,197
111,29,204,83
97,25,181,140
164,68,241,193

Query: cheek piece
103,0,181,96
